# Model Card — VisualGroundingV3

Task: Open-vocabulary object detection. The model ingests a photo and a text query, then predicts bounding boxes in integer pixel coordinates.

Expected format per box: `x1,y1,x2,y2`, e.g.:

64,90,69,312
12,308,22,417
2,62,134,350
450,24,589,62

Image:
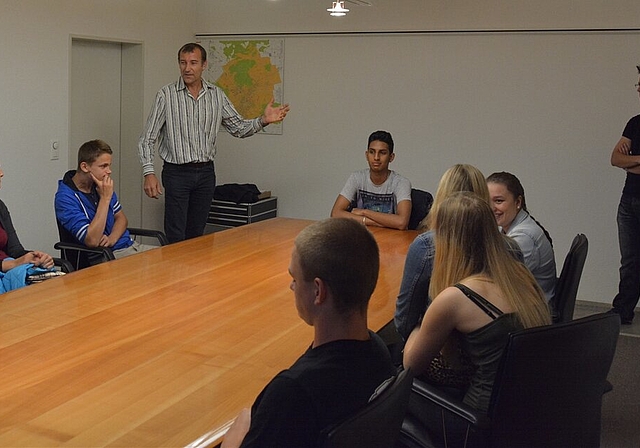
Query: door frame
69,35,144,226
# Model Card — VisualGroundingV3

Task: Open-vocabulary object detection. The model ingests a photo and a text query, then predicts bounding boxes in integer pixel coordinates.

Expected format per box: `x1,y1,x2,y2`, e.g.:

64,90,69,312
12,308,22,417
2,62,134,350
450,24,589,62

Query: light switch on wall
50,140,59,160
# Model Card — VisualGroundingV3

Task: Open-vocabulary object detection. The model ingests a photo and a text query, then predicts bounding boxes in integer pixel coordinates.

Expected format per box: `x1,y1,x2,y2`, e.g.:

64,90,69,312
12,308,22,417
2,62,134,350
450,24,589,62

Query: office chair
398,313,619,448
54,219,168,270
52,257,74,273
322,368,413,448
551,233,588,323
408,189,433,230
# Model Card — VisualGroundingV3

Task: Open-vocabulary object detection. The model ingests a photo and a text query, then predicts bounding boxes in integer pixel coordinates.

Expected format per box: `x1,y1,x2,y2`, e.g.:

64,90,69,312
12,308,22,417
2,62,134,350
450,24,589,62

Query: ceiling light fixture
327,1,349,16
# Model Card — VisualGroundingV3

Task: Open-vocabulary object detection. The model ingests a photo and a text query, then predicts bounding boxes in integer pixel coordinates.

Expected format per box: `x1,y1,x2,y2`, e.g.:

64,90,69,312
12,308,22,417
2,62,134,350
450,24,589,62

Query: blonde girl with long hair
394,164,491,341
403,192,550,413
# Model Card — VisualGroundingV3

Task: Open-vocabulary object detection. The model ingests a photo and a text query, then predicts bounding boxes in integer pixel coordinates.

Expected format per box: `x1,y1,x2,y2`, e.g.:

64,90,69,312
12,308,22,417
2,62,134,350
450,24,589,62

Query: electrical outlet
50,140,60,160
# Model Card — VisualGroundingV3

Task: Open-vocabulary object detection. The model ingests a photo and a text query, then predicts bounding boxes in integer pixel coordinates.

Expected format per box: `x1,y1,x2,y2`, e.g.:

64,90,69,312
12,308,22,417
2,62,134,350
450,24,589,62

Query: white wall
195,0,640,34
2,0,639,306
194,0,640,305
0,0,195,255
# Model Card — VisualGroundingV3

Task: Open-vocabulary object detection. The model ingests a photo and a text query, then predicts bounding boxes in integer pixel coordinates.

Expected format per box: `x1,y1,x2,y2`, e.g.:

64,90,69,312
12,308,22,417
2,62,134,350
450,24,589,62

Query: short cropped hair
368,130,394,153
178,43,207,62
77,139,112,168
294,218,379,314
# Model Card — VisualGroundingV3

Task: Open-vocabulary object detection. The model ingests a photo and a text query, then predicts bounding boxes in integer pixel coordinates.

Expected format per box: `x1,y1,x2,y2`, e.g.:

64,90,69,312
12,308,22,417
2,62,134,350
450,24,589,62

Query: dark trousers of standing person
162,162,216,244
612,194,640,323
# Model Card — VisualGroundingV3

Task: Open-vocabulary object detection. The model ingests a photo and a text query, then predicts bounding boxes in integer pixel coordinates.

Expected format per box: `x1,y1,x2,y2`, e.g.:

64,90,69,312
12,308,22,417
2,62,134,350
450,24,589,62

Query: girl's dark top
0,199,29,261
455,283,523,413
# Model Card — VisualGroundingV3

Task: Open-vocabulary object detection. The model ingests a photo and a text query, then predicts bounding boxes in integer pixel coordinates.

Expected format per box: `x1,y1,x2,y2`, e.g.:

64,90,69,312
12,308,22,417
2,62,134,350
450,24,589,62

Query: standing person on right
610,65,640,325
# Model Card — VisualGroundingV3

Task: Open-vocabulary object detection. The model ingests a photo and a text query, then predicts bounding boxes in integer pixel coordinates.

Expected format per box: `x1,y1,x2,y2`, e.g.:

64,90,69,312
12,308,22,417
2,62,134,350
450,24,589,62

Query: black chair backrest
408,189,433,230
53,257,74,273
322,368,413,448
55,219,112,270
552,233,588,323
56,219,89,270
488,313,619,448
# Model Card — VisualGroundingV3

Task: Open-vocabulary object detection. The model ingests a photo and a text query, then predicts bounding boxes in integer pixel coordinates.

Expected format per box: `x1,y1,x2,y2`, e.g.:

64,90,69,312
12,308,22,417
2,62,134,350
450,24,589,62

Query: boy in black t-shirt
222,218,395,448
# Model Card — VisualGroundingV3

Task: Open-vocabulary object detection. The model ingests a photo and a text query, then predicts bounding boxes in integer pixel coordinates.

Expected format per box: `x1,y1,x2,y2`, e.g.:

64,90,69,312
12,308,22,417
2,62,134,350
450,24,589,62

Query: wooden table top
0,218,417,447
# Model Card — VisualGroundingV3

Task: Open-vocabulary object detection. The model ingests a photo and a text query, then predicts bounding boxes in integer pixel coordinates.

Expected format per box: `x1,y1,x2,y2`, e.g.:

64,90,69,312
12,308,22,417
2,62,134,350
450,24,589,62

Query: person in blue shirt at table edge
0,163,53,273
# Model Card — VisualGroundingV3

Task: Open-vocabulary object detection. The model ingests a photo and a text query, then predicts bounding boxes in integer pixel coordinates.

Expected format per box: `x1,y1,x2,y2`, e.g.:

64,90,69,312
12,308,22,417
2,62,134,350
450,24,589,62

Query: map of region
203,39,285,135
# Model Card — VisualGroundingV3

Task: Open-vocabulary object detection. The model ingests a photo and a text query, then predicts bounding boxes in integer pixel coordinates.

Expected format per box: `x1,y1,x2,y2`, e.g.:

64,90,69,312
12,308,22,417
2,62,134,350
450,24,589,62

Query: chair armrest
399,378,491,448
411,379,491,429
54,241,116,261
127,227,169,246
53,257,74,273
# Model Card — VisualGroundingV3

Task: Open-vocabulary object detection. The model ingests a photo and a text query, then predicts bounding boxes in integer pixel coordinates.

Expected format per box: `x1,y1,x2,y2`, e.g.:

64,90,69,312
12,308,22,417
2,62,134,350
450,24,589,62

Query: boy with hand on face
55,139,152,262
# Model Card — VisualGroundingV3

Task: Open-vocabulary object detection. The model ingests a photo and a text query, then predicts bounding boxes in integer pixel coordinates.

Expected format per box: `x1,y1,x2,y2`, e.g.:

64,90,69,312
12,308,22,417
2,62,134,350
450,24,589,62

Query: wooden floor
0,218,417,447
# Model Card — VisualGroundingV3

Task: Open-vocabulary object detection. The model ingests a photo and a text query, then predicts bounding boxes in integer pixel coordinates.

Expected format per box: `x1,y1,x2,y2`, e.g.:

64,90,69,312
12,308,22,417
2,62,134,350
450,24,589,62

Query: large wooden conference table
0,217,417,447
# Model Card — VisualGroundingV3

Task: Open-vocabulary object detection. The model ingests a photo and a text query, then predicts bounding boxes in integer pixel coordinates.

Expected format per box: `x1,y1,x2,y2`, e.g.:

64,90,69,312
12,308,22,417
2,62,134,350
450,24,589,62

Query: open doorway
69,37,144,225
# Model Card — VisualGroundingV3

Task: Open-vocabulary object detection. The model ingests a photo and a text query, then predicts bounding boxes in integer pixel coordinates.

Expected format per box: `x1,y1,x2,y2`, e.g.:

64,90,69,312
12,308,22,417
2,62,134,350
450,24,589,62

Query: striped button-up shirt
138,77,264,176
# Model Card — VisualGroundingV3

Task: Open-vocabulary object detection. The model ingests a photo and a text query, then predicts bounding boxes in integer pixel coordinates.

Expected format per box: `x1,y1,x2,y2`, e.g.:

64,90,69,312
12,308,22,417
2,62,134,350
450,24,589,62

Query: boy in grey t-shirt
331,130,412,230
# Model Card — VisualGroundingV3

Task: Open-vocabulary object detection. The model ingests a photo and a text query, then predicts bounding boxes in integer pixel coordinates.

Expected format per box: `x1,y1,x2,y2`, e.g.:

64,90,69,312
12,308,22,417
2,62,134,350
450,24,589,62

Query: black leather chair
322,368,413,448
52,257,74,273
409,189,433,230
398,313,620,448
54,219,168,270
551,233,588,323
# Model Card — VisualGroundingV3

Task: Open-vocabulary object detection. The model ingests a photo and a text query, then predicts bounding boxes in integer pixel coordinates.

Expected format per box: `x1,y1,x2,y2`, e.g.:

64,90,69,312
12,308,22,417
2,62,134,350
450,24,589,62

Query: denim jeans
162,162,216,243
612,194,640,320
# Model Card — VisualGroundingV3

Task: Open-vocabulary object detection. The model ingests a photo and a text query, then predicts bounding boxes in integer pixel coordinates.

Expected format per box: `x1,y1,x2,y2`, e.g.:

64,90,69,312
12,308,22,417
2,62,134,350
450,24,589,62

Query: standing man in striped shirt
138,43,290,243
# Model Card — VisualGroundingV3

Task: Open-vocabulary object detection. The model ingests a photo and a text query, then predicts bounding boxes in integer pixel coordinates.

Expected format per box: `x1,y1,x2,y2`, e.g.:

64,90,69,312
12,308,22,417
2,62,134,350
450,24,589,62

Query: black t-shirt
622,114,640,197
239,334,396,448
